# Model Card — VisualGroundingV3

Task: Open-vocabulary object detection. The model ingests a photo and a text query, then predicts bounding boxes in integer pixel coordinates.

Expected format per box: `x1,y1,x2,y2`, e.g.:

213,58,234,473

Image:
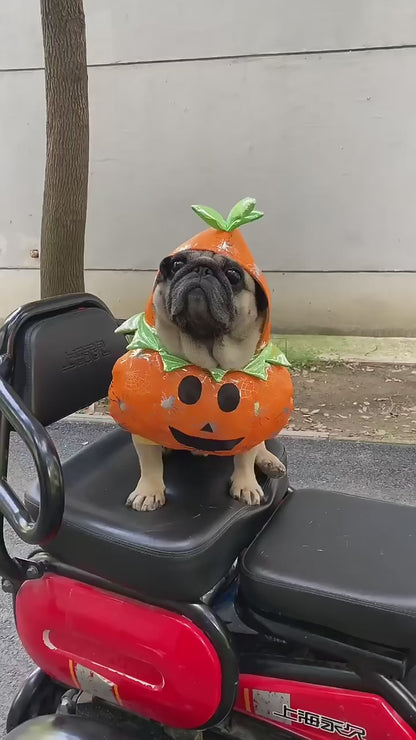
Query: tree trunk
39,0,89,298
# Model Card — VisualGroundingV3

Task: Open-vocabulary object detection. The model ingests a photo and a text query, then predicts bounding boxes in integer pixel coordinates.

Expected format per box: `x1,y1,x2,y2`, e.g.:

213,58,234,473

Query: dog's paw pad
230,480,264,506
256,453,286,478
126,489,165,511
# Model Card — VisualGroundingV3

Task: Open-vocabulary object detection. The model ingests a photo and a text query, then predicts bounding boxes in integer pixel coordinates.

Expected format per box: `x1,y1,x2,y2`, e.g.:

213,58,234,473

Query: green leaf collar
191,197,264,233
116,313,290,382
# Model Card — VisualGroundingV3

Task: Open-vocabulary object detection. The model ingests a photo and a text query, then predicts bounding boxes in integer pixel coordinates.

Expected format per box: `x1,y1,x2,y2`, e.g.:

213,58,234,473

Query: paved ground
0,420,415,734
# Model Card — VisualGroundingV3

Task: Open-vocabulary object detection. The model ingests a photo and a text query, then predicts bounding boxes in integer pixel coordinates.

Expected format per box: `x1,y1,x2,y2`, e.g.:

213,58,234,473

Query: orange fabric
145,227,271,348
109,352,293,456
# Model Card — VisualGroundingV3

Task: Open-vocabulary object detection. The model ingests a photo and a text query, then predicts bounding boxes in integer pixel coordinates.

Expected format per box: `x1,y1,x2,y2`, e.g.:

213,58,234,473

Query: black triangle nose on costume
201,423,214,433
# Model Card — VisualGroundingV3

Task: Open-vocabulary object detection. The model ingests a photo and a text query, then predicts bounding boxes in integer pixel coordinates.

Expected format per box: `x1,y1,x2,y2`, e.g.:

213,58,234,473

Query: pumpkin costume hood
144,198,272,351
109,199,293,455
117,199,289,382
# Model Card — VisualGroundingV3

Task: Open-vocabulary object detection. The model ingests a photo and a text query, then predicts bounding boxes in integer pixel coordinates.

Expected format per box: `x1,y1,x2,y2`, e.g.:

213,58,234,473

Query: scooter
1,293,416,740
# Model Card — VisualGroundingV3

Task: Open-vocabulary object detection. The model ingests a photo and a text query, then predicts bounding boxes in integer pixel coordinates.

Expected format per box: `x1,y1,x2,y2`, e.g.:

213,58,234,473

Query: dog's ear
158,256,172,279
255,282,268,313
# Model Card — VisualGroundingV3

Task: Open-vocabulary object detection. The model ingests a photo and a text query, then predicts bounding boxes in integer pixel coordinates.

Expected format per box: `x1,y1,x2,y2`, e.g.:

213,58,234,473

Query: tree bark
39,0,89,298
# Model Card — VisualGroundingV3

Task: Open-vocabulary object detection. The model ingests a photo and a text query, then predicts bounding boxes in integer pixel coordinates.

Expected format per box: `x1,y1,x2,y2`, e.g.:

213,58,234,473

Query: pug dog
126,249,286,512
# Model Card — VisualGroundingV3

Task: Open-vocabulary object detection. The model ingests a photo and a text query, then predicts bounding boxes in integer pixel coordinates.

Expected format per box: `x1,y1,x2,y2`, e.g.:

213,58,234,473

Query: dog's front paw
230,475,264,506
126,482,166,512
255,448,286,478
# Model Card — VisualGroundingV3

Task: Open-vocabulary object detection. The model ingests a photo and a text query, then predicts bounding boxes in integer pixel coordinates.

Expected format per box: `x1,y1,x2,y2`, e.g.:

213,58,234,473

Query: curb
282,432,416,446
282,430,329,439
67,413,114,423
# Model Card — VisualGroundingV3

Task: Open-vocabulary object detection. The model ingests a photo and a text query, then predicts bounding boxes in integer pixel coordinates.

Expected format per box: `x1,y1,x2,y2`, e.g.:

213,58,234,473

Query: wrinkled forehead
169,249,255,290
177,248,232,265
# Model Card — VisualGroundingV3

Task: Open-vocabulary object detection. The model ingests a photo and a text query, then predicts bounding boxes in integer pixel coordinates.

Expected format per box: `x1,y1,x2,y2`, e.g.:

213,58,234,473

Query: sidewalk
274,334,416,366
276,335,416,444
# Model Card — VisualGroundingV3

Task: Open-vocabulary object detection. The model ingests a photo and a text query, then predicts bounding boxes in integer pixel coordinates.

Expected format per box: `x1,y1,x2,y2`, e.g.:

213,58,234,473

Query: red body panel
15,574,222,729
236,675,416,739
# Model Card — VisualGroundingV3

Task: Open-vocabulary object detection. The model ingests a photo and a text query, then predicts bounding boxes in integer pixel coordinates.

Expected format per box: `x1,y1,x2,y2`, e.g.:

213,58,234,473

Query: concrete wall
1,1,416,334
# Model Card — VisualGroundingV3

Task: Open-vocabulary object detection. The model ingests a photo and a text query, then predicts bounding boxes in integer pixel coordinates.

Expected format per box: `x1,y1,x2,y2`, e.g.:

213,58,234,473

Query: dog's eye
225,268,241,286
171,259,186,274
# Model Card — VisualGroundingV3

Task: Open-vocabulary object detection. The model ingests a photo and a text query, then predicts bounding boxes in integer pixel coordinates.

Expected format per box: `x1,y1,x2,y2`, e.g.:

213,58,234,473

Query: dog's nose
193,264,214,277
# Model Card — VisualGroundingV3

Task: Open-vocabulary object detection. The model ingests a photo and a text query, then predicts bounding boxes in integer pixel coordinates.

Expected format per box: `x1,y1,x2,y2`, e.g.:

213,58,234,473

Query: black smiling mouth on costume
169,426,243,452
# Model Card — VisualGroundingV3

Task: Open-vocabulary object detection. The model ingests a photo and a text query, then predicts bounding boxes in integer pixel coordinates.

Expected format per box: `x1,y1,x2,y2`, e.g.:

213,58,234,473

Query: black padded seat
26,429,287,602
240,489,416,649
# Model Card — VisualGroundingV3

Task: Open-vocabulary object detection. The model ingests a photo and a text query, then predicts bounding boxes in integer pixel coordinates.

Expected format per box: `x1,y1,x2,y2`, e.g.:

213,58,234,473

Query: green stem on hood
191,197,264,232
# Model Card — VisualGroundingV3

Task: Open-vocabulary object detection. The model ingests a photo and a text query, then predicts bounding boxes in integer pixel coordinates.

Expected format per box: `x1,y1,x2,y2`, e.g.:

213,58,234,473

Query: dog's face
153,250,267,341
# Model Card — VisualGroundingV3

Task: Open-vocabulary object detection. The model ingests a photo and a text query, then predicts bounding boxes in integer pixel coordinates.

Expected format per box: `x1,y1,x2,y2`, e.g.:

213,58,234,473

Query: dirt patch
288,363,416,443
79,363,416,444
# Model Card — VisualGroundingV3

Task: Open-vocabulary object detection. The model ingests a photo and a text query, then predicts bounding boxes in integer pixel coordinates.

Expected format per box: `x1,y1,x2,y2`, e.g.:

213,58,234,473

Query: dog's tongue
145,208,272,351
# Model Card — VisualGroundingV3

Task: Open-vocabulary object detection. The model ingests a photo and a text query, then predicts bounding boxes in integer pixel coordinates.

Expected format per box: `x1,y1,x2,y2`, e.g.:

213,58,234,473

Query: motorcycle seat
26,428,287,601
240,488,416,649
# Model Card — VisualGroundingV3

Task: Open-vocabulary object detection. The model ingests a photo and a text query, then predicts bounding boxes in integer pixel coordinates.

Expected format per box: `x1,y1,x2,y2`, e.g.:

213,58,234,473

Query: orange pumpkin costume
109,199,293,455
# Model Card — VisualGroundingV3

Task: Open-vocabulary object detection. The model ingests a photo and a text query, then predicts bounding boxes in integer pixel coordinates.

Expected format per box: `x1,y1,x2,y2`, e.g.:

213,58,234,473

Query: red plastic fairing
15,574,222,729
236,675,416,739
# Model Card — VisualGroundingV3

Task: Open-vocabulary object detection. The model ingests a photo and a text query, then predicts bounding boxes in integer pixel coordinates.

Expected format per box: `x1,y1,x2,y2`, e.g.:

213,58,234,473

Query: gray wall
1,1,416,333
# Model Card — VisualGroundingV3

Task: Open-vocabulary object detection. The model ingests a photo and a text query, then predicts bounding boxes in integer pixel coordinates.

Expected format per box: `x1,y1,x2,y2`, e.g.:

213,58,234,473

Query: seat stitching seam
242,576,416,618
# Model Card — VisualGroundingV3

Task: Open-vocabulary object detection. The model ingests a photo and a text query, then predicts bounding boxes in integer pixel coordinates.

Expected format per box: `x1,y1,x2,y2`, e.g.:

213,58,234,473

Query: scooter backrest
4,294,126,426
